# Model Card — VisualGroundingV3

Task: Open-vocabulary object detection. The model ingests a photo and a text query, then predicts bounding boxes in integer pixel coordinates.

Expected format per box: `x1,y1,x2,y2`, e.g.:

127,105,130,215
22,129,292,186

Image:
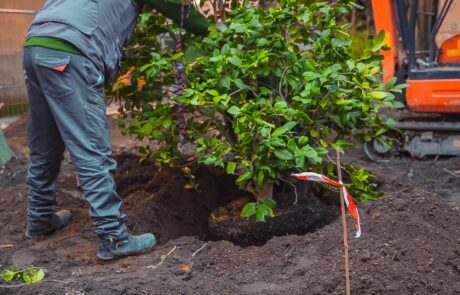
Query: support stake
336,149,351,295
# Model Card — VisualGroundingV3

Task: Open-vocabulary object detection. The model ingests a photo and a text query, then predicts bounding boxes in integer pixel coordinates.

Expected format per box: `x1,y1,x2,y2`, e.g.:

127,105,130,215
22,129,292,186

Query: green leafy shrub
111,0,402,221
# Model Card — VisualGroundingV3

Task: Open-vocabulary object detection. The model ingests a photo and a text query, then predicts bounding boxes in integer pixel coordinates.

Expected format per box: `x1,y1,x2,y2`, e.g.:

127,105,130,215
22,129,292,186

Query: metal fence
0,2,42,118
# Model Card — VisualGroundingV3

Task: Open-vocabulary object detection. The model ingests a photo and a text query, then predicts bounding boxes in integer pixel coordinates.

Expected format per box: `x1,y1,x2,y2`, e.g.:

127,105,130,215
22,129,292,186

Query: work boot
97,233,156,261
25,210,72,239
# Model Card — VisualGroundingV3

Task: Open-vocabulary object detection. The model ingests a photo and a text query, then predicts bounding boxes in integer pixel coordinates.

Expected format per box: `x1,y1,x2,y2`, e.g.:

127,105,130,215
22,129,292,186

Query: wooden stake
336,149,351,295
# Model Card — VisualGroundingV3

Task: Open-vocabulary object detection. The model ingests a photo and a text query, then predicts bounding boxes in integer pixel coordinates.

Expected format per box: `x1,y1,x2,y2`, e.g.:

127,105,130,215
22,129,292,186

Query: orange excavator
365,0,460,160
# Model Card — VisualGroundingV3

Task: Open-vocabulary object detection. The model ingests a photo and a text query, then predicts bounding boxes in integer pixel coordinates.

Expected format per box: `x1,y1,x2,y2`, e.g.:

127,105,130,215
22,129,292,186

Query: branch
0,279,71,289
0,283,29,288
191,242,208,258
228,87,247,97
147,246,177,270
279,176,298,205
219,0,226,22
274,64,290,102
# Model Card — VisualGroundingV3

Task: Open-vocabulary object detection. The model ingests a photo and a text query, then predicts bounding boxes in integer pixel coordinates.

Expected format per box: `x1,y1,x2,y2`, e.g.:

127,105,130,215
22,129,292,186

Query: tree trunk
245,181,274,200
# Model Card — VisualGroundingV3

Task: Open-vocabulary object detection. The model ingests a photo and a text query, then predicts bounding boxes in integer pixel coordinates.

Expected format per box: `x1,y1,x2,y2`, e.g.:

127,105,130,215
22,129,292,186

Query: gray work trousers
23,46,127,239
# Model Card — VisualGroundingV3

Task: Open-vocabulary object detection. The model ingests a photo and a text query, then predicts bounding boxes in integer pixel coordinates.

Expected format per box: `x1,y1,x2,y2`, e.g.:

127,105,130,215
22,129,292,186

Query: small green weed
0,266,45,285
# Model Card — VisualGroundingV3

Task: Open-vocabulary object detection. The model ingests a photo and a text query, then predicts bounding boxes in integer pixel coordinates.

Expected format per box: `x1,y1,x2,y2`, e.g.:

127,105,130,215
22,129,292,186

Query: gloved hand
140,0,210,36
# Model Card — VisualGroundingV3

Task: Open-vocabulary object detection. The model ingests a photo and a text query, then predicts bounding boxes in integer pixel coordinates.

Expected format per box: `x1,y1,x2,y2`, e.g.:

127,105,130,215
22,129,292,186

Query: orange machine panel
406,79,460,112
439,34,460,63
371,0,398,84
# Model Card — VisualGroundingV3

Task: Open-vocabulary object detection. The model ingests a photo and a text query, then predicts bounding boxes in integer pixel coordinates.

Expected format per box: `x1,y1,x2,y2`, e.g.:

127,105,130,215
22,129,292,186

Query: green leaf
162,118,173,128
229,22,246,33
305,59,316,71
139,64,151,72
385,77,397,89
228,106,241,116
221,44,230,55
274,101,287,110
257,170,265,185
391,101,405,109
351,2,364,9
370,30,386,52
260,197,276,209
206,89,219,96
260,87,273,96
171,52,183,60
272,121,297,137
335,6,349,14
1,269,15,281
385,118,398,127
236,171,253,185
274,149,293,160
315,147,328,156
226,162,236,174
302,146,319,160
201,156,224,168
268,138,285,148
295,157,305,168
303,71,320,81
218,76,231,88
346,60,355,70
33,269,45,283
392,83,408,93
298,136,309,145
255,118,275,128
311,87,321,95
331,140,356,153
257,38,270,47
241,202,257,217
369,91,387,99
228,55,242,66
255,203,274,222
140,123,153,136
22,272,32,284
151,130,161,139
375,127,387,136
234,79,246,89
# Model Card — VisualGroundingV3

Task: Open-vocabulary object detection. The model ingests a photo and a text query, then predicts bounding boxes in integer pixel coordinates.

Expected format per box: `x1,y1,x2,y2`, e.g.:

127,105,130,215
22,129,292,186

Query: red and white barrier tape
291,172,361,238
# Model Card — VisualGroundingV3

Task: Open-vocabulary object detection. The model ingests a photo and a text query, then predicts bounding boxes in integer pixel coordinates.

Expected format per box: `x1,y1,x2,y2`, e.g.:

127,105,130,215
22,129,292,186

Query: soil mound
1,164,458,294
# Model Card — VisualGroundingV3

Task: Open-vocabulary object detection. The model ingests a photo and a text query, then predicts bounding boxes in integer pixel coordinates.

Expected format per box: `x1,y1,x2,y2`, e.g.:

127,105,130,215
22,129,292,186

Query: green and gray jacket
26,0,208,81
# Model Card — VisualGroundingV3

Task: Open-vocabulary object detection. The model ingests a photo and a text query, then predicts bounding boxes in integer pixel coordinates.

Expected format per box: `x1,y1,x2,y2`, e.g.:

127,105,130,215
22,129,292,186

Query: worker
23,0,209,260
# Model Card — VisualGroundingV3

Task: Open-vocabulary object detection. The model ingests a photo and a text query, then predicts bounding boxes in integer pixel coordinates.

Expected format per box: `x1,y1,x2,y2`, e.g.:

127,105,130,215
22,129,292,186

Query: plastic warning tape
291,172,361,238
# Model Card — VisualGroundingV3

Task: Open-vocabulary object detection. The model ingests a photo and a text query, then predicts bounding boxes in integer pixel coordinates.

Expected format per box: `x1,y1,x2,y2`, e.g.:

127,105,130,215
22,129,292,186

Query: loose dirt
0,115,459,295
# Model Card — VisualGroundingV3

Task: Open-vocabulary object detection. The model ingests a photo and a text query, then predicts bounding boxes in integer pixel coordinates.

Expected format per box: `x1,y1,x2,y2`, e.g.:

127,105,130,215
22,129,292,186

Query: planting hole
116,154,339,247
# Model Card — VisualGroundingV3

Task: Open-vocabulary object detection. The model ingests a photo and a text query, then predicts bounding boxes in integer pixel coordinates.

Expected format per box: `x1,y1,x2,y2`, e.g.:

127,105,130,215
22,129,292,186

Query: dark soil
207,190,338,246
0,115,459,294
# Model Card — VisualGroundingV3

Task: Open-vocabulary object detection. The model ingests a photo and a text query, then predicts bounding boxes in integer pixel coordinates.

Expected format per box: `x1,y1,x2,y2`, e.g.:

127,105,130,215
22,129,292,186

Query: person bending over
23,0,208,260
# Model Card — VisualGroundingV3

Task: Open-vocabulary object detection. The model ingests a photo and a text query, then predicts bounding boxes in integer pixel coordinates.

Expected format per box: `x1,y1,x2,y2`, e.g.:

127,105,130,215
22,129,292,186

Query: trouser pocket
34,53,74,98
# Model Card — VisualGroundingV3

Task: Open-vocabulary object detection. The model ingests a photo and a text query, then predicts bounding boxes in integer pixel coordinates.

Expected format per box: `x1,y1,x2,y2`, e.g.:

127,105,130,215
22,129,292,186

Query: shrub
111,0,403,221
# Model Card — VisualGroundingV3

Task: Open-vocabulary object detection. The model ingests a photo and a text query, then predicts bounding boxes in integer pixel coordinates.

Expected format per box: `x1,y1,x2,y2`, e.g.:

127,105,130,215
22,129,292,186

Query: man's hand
138,0,210,36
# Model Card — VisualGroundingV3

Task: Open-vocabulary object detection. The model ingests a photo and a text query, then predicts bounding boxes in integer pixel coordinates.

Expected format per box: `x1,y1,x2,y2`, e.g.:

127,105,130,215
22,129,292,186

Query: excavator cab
366,0,460,160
